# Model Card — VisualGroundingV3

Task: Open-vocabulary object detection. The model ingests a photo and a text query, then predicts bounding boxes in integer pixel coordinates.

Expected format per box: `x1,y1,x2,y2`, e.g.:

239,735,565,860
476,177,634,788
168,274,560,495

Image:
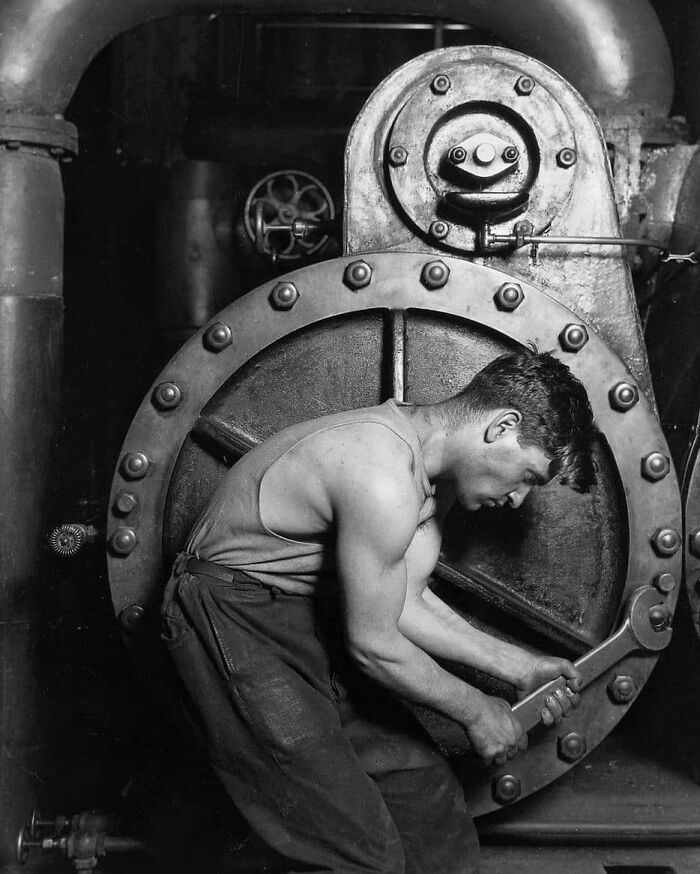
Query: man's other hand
465,694,528,767
514,655,582,726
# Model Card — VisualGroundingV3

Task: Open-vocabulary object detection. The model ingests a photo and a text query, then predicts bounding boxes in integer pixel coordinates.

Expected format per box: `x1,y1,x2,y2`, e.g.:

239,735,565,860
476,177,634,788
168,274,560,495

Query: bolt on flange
492,774,521,804
343,261,373,291
431,74,451,95
270,281,300,309
429,220,450,241
609,381,639,412
388,146,408,167
203,322,233,351
559,324,589,353
654,572,676,594
502,146,520,163
109,527,138,557
119,604,146,632
420,260,450,290
448,146,467,165
114,492,138,516
557,148,577,168
651,527,681,557
494,282,524,311
608,674,636,704
641,452,670,482
689,528,700,558
558,731,587,762
152,382,182,410
120,451,149,480
514,75,535,95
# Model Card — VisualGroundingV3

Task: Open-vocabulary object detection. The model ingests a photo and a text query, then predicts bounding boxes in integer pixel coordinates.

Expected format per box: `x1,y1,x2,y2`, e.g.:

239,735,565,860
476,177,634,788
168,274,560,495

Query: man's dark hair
443,349,596,492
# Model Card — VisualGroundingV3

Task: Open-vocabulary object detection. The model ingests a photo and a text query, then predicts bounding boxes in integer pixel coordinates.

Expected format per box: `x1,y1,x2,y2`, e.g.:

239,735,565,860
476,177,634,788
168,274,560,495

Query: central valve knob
474,143,497,165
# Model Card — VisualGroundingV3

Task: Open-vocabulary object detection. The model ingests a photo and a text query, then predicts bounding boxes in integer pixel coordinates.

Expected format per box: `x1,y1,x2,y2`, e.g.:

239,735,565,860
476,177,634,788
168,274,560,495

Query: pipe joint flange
0,113,78,158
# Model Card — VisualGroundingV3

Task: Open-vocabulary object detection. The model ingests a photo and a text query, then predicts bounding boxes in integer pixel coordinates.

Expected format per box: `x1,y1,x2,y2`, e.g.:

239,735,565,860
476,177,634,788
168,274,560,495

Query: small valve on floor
49,523,100,557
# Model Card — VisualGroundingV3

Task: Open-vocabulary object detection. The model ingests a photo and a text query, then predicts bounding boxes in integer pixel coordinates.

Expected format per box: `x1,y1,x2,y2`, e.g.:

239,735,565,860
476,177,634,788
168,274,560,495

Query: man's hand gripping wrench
512,586,673,733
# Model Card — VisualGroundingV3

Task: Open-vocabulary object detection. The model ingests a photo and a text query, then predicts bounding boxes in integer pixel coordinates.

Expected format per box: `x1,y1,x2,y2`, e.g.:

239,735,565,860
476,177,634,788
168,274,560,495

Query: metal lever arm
512,586,671,733
253,202,335,256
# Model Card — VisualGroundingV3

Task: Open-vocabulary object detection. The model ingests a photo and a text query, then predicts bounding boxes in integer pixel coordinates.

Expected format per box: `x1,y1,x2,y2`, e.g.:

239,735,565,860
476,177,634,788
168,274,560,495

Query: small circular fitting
431,74,451,95
494,282,524,312
651,527,681,557
688,528,700,558
114,492,138,516
514,75,535,95
429,220,450,241
448,146,467,165
474,142,497,165
641,452,670,482
152,381,182,410
502,146,520,163
343,260,373,291
649,604,670,631
492,774,521,804
559,324,589,353
608,674,636,704
557,148,577,169
203,322,232,351
654,572,676,594
119,604,146,632
420,260,450,290
388,146,408,167
558,731,587,762
609,382,639,412
270,281,299,309
109,527,138,557
120,451,149,480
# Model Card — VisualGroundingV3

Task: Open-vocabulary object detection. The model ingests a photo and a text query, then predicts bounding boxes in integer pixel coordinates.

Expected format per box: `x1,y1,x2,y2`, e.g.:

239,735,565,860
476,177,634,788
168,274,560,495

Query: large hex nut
514,75,535,95
270,281,299,310
557,148,577,168
494,282,524,311
203,322,233,351
609,381,639,412
429,220,450,241
608,674,636,704
120,451,149,480
492,774,521,804
109,527,138,557
559,324,589,353
651,527,681,557
641,452,670,482
343,261,372,291
388,146,408,167
431,74,451,95
689,528,700,558
421,260,450,290
558,731,587,762
114,492,138,516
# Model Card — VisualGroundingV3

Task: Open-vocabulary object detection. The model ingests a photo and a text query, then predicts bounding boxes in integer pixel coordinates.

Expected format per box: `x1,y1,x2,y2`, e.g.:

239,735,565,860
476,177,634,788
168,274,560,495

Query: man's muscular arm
333,459,527,766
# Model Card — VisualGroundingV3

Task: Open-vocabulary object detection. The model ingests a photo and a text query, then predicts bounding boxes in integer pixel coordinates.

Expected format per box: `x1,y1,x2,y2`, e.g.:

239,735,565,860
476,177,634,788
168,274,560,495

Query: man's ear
484,409,522,443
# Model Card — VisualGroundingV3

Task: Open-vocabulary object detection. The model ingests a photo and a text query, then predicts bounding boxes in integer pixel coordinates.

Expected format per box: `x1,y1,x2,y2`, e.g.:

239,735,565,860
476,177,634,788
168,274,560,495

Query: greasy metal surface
345,47,653,400
0,1,671,116
107,252,681,813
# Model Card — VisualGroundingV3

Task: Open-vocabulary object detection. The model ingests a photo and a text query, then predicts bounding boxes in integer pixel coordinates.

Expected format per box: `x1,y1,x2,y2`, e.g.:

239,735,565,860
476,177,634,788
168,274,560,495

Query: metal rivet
119,604,146,632
492,774,521,804
503,146,520,163
558,324,589,352
649,604,670,631
494,282,524,311
420,260,450,290
609,382,639,412
203,322,232,351
152,381,182,410
114,492,138,516
343,261,373,291
558,731,587,762
654,572,676,593
608,674,636,704
641,452,670,482
120,451,149,480
651,527,681,557
109,527,138,557
514,75,535,95
389,146,408,167
429,220,450,241
557,148,577,168
449,146,466,165
431,74,451,95
689,528,700,558
269,281,299,309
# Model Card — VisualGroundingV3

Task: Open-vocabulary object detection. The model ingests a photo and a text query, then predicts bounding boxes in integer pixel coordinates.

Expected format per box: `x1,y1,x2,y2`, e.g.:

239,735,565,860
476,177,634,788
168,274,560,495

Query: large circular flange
386,59,576,252
107,252,681,814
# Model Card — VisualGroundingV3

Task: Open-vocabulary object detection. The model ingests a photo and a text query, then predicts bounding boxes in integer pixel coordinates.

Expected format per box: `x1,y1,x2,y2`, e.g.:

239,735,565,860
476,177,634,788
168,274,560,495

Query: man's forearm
398,586,534,685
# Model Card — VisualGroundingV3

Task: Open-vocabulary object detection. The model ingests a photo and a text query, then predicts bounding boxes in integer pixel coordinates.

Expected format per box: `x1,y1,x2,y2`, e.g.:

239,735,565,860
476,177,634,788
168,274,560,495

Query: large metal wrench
512,586,673,732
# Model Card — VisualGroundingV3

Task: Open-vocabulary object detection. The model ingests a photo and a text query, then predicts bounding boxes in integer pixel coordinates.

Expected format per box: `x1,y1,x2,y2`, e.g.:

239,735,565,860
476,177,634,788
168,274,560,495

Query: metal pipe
478,821,700,846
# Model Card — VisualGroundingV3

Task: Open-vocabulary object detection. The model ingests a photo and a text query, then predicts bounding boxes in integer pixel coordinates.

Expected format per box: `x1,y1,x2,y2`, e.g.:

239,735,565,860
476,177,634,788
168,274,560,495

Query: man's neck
397,402,466,481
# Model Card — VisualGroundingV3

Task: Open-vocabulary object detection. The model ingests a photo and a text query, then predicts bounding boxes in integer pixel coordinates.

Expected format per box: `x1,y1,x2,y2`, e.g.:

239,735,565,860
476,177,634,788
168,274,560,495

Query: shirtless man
162,349,596,874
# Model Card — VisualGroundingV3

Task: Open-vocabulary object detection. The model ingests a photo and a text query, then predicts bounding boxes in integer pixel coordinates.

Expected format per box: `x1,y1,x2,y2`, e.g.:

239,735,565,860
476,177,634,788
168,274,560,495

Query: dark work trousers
161,553,479,874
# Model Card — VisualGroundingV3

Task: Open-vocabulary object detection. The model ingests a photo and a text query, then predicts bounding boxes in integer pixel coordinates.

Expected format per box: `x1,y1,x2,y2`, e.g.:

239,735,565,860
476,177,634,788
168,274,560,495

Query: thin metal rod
478,820,700,846
389,310,406,403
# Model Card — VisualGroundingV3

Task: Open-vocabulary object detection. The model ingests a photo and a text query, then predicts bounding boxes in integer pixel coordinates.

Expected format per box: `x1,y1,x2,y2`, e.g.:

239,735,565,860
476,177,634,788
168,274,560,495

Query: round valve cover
107,253,681,814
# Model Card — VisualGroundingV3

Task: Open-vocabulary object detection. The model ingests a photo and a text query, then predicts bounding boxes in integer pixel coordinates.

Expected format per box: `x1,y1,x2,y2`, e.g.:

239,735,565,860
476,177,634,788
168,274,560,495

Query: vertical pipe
0,148,64,867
